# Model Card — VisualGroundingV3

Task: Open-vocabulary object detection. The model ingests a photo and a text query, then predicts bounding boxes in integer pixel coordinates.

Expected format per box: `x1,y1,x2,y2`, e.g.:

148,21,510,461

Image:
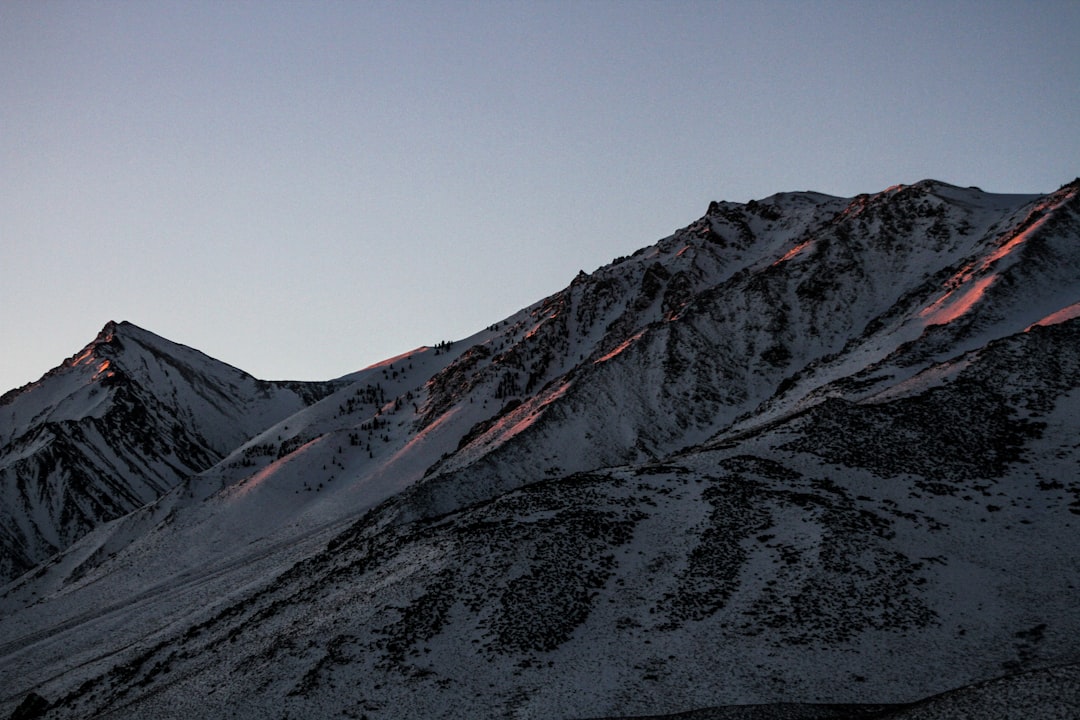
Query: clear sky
3,1,1078,392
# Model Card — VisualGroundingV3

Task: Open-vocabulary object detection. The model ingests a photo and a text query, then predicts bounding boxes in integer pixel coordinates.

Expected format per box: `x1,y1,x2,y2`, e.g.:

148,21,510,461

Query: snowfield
2,179,1079,719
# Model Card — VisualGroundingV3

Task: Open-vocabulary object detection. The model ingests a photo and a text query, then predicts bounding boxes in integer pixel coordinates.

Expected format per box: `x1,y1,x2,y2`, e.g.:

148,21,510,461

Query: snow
1027,301,1080,330
0,320,346,583
920,273,999,326
2,179,1079,719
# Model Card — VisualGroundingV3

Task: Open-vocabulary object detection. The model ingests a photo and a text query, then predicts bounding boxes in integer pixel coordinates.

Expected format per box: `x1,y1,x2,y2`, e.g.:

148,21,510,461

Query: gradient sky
3,1,1078,392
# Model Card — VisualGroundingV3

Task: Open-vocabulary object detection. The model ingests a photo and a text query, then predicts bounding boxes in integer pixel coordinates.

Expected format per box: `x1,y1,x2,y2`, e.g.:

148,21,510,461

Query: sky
2,1,1078,393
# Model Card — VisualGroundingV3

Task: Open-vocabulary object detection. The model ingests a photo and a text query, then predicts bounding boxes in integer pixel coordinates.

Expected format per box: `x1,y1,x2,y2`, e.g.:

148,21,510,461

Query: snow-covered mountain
0,321,343,582
1,179,1078,719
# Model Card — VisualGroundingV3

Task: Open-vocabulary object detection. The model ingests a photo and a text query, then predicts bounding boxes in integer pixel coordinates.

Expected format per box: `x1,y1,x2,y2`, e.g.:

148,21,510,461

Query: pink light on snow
524,312,559,340
983,213,1049,268
984,186,1078,270
772,240,813,266
467,381,574,449
918,185,1078,330
594,331,645,364
920,274,998,326
228,435,327,498
1026,302,1080,331
360,347,427,371
68,348,95,366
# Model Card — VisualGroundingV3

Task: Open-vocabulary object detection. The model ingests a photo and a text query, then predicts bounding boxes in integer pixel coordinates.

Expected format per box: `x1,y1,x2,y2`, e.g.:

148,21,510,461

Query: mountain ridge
2,178,1078,719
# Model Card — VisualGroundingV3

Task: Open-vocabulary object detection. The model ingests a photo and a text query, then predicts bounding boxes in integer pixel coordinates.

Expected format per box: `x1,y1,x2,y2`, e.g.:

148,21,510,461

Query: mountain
1,179,1078,719
0,321,343,582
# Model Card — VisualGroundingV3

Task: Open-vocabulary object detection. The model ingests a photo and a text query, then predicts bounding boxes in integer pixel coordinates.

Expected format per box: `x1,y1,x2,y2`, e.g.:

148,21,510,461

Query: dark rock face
8,692,49,720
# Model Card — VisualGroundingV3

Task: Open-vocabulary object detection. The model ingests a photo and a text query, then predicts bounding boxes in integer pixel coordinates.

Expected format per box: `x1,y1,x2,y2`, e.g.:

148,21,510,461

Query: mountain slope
1,179,1078,719
7,316,1079,720
0,321,342,582
397,179,1079,519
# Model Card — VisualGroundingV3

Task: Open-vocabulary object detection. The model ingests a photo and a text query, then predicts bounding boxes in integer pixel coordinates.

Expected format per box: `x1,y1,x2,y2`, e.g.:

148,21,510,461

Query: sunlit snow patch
1026,301,1080,331
593,331,645,364
919,273,998,327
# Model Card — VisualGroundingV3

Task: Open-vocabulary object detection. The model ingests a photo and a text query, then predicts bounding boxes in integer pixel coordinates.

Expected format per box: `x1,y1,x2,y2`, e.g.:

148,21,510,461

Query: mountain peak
0,320,348,582
62,320,122,368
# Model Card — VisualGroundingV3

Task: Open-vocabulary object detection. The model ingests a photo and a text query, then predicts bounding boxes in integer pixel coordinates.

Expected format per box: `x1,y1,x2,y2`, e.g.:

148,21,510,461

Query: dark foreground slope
1,180,1078,719
588,661,1080,720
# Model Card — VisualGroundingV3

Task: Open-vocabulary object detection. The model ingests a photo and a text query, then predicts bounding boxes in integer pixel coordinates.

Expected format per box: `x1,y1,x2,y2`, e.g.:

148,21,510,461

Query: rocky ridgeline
3,180,1080,719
